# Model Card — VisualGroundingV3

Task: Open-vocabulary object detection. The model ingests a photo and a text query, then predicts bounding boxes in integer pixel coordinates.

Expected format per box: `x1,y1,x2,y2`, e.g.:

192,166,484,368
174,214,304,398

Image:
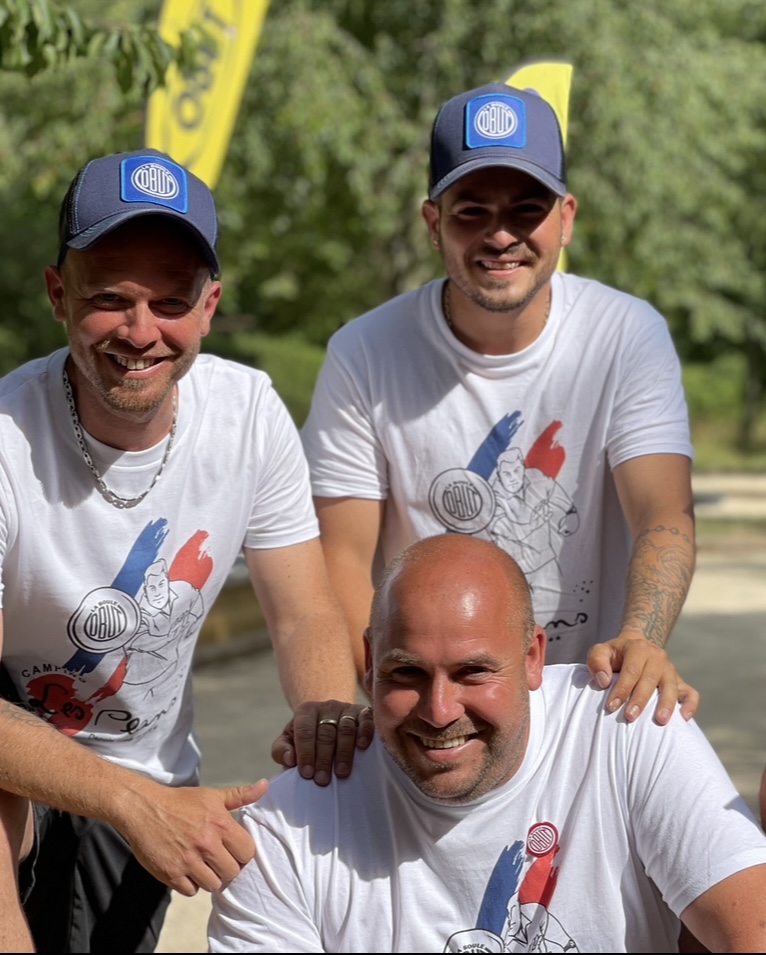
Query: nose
115,301,160,348
485,217,519,249
416,674,465,728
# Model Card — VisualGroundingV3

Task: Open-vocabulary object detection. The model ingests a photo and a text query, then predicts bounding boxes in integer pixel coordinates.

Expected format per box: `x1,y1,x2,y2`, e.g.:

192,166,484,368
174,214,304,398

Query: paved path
157,474,766,952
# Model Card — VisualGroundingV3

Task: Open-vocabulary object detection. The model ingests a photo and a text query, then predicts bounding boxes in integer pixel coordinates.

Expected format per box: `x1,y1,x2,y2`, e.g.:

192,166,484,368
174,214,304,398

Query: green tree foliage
0,0,196,91
1,1,765,447
215,0,766,443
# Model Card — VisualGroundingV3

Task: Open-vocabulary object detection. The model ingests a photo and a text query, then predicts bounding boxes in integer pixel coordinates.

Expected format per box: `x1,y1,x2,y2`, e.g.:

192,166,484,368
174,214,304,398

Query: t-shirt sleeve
606,301,693,469
208,807,324,953
243,384,319,550
301,338,389,501
626,711,766,917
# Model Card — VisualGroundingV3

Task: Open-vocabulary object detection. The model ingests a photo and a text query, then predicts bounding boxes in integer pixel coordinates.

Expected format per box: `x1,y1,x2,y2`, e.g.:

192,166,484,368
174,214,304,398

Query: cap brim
64,208,220,276
429,157,567,201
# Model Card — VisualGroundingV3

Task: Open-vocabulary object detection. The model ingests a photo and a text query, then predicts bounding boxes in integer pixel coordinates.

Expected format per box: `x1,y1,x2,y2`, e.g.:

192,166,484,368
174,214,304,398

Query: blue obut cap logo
465,94,527,150
120,155,189,214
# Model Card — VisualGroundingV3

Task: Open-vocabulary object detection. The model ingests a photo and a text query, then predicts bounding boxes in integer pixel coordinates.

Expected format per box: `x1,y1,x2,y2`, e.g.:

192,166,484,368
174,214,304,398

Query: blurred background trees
1,0,765,465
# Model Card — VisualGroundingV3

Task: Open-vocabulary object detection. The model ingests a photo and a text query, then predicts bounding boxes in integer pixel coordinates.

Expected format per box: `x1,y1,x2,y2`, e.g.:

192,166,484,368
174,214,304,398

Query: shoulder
0,351,63,407
559,272,669,328
187,353,273,391
556,273,678,368
0,352,67,451
241,749,380,844
539,664,716,762
534,666,717,793
537,665,629,747
538,664,598,713
181,356,302,452
184,353,288,411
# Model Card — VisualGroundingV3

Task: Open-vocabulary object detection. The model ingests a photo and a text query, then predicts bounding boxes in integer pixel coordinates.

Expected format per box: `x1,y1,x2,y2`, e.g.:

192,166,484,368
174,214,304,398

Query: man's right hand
119,780,268,896
0,680,268,898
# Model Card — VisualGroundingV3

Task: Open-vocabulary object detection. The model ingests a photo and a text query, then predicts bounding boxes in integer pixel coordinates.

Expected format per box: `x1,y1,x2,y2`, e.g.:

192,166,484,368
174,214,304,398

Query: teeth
114,356,154,370
419,735,467,749
480,261,520,270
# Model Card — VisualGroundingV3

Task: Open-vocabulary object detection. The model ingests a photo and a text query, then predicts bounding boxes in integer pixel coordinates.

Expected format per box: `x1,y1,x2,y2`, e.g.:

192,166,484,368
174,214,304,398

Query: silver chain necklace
62,366,178,510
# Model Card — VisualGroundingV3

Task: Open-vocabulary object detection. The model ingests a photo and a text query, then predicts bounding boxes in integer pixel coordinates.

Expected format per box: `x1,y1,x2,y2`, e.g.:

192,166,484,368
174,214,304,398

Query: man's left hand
586,634,699,724
271,701,375,785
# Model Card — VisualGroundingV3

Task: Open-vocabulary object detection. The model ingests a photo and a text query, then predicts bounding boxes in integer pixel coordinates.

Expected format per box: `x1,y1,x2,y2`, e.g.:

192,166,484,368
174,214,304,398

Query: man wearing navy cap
0,149,366,952
302,82,697,721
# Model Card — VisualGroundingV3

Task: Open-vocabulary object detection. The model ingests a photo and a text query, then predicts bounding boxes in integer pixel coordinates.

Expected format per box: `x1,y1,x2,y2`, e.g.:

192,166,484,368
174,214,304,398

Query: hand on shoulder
586,632,699,724
271,700,375,786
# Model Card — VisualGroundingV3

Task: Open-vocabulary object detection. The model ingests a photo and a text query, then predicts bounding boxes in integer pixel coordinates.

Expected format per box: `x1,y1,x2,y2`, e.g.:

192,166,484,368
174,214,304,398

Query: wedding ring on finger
318,718,339,727
339,714,358,726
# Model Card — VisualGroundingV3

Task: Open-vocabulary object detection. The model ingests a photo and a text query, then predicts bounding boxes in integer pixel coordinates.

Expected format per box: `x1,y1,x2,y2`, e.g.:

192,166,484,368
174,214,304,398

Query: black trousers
20,805,171,954
1,664,171,953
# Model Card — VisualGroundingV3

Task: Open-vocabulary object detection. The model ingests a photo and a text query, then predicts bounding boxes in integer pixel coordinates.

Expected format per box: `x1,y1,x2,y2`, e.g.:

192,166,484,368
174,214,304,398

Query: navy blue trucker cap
57,149,220,276
428,82,567,200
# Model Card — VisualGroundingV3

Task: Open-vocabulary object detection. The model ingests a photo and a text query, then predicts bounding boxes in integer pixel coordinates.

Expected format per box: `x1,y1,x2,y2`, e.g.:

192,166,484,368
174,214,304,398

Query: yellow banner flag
146,0,270,188
505,61,574,271
505,61,573,145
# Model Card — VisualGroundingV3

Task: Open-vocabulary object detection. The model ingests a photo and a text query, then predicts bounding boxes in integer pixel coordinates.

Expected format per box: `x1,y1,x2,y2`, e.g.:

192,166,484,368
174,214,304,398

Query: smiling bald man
210,534,766,954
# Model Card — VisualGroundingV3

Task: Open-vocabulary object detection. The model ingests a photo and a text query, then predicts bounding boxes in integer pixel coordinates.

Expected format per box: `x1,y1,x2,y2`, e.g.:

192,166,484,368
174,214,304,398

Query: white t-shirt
0,349,318,785
302,273,693,663
208,666,766,954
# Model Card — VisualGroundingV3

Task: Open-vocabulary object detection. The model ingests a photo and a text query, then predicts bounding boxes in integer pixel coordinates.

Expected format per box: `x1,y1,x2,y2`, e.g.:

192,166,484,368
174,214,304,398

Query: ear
44,265,67,323
525,625,547,690
421,199,441,248
200,279,222,337
362,627,374,698
559,194,577,247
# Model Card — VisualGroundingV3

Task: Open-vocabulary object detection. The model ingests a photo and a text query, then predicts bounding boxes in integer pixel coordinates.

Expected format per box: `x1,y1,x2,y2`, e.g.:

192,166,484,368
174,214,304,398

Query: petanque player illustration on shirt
444,822,579,954
428,414,584,650
20,519,210,742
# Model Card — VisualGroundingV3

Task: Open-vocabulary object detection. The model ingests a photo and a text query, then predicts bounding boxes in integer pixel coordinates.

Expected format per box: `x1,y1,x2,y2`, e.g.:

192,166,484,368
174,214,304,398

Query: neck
64,359,177,452
443,281,553,356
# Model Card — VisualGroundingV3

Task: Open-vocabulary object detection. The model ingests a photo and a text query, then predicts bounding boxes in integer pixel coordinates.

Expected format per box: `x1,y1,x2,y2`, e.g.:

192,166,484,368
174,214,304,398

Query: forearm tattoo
622,524,695,648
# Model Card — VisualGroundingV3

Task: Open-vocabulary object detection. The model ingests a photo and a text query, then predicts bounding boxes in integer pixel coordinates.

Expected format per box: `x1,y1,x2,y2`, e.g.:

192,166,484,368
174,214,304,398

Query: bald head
369,534,535,648
364,534,546,803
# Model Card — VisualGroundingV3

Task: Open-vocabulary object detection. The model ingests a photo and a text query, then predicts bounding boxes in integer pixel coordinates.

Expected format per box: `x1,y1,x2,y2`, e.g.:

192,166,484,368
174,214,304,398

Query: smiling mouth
479,259,523,271
112,356,160,371
415,733,477,749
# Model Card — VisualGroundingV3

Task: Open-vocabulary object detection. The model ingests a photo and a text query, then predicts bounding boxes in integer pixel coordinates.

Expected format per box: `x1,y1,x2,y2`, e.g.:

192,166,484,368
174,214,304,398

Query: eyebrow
378,649,502,668
379,650,421,666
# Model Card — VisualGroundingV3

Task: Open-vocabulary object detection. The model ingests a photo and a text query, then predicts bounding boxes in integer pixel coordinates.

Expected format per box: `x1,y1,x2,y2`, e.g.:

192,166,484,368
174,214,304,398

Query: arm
0,613,264,900
246,538,374,784
244,538,358,707
586,452,698,723
680,864,766,953
628,698,766,953
0,604,35,949
313,496,385,681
